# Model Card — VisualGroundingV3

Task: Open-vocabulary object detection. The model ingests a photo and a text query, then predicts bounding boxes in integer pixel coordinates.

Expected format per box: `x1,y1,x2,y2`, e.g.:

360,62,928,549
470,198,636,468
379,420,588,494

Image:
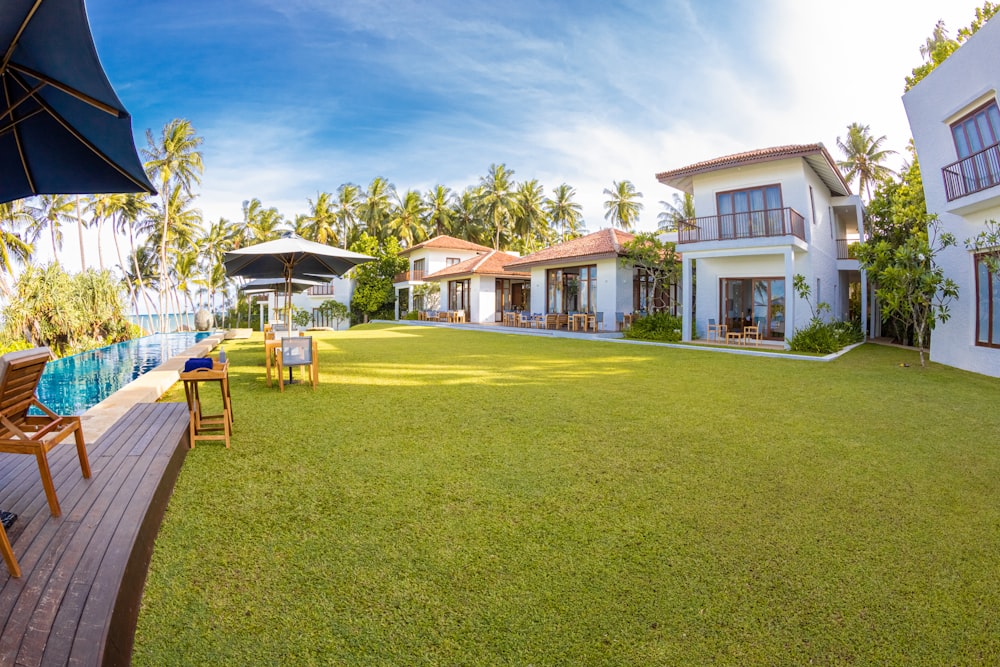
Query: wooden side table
180,361,232,448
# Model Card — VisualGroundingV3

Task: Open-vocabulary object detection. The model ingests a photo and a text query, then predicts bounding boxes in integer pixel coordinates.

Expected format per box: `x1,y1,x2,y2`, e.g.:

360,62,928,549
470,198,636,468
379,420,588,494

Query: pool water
35,332,212,416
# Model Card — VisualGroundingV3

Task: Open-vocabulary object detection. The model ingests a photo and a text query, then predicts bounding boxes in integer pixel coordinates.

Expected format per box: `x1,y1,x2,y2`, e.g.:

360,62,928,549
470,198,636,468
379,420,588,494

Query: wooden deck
0,402,190,667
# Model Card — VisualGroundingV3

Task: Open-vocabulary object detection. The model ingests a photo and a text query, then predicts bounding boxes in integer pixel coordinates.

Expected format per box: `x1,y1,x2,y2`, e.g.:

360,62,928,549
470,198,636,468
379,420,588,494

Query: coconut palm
359,177,395,241
142,119,204,330
425,185,455,237
199,217,239,317
836,122,898,202
241,198,285,245
451,187,485,244
305,192,338,245
335,183,361,248
657,192,695,231
545,183,583,241
390,189,428,248
513,179,551,254
0,200,34,297
27,194,74,264
603,180,643,231
478,164,518,250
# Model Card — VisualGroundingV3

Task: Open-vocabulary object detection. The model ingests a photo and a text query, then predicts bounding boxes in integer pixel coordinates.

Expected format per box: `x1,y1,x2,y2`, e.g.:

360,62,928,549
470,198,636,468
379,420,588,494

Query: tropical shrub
623,312,683,342
790,319,864,354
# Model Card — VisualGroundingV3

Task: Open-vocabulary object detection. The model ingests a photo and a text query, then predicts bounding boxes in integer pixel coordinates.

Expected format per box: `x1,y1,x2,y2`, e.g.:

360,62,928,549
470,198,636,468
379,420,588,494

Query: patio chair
595,312,604,331
707,318,726,341
0,347,91,517
742,325,761,347
275,336,319,392
615,312,625,331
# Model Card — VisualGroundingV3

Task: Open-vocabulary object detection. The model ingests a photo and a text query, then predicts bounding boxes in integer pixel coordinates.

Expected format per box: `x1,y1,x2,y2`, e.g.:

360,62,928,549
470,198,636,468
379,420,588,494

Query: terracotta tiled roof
504,228,635,269
400,234,494,255
424,250,529,280
655,143,852,197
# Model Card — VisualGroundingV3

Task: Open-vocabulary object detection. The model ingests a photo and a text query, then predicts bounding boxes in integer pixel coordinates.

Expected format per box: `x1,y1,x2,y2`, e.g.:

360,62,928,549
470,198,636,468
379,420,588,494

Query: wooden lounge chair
0,347,91,518
275,336,319,392
0,520,18,577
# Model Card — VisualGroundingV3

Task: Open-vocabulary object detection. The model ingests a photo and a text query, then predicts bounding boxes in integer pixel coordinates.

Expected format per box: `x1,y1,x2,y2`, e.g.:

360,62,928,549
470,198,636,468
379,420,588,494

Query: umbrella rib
0,79,46,120
0,0,43,73
1,75,35,193
7,71,153,194
8,62,121,117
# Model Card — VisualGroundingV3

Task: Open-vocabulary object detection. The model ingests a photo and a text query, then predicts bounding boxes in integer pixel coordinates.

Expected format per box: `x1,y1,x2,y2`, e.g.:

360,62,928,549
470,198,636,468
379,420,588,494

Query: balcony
677,207,805,245
943,142,1000,201
836,238,860,260
307,284,335,296
394,270,426,283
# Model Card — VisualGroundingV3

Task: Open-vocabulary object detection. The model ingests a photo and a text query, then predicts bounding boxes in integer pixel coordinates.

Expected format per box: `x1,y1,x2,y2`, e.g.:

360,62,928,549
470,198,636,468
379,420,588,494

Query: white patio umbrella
224,233,374,335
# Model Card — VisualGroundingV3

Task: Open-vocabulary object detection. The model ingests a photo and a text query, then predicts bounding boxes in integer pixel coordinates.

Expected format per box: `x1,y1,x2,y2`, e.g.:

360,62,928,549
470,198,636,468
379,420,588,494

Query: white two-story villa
656,144,867,345
903,15,1000,377
393,235,495,318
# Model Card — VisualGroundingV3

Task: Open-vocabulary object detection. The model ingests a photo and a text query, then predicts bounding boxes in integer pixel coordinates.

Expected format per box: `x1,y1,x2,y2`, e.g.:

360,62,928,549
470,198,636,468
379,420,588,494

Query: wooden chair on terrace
0,347,91,518
707,318,727,341
742,325,761,347
275,336,319,392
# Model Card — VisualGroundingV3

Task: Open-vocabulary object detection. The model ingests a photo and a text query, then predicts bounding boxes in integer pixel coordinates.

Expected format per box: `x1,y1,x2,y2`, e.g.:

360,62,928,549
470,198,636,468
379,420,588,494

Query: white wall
903,16,1000,376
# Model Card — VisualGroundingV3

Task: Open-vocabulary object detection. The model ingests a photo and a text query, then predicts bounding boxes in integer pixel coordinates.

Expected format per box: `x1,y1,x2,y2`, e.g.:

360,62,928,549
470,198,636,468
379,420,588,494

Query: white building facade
656,144,866,346
903,16,1000,376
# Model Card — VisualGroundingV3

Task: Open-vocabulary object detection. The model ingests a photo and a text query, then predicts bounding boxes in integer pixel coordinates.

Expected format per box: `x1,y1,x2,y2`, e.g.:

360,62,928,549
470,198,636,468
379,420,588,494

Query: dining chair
707,318,727,341
276,336,319,391
615,312,625,331
742,325,761,347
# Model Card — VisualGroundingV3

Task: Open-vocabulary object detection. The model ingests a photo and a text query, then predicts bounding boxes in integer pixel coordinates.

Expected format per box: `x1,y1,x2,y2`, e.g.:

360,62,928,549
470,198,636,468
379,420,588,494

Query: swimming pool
35,332,212,416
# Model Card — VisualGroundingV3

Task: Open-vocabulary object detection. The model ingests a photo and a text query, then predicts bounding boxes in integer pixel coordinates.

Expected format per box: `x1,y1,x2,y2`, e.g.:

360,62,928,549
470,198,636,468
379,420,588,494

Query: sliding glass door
721,277,785,338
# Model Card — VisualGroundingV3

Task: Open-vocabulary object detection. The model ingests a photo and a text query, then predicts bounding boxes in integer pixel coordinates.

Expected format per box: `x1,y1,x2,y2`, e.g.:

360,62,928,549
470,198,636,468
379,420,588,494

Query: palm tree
920,19,950,61
545,183,583,241
425,185,455,237
359,177,395,240
389,189,428,248
450,187,485,244
603,180,643,231
657,192,695,231
513,179,550,253
478,164,518,250
142,119,204,330
27,194,74,264
240,198,285,245
199,217,239,318
0,200,34,297
335,183,361,248
305,192,338,245
836,122,897,202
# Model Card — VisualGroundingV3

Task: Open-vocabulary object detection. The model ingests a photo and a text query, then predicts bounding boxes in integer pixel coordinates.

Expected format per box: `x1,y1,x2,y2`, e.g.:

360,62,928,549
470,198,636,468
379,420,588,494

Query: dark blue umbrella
0,0,155,204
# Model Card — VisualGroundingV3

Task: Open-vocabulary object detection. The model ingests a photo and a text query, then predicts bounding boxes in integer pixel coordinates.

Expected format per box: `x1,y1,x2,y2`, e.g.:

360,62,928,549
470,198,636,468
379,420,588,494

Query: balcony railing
836,238,860,260
393,269,426,282
677,207,805,244
307,284,335,296
943,142,1000,201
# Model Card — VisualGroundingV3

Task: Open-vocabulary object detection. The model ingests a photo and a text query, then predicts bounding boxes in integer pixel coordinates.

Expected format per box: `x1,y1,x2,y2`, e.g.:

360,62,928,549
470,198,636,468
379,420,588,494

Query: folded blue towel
183,357,214,372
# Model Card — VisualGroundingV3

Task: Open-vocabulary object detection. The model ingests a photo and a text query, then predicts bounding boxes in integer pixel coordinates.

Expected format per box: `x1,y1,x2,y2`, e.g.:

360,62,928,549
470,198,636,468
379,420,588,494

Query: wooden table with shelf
180,360,232,448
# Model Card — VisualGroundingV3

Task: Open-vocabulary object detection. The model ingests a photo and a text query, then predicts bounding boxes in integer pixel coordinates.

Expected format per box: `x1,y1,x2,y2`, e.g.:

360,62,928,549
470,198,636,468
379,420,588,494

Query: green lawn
133,324,1000,666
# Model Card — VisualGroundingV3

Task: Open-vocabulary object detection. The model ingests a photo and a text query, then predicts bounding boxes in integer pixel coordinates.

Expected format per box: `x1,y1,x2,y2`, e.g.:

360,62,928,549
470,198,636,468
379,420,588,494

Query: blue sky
61,0,988,269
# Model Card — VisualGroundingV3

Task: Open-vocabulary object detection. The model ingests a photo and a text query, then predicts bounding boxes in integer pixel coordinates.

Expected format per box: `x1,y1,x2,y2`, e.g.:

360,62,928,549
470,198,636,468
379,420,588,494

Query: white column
784,249,795,348
682,255,693,342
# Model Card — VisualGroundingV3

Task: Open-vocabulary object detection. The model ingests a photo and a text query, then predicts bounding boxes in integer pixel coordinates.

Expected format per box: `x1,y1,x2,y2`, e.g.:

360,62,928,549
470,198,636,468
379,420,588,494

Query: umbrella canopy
238,277,328,294
224,233,374,332
0,0,156,204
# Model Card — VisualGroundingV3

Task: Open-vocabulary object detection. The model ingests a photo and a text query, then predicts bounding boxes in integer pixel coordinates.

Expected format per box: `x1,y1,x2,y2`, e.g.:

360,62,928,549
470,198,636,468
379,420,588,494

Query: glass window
716,185,784,239
446,257,460,266
976,254,1000,347
953,102,1000,159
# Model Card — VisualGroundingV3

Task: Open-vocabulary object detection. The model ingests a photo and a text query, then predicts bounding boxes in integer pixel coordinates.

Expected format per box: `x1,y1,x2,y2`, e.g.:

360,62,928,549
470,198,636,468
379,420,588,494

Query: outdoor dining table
569,313,589,331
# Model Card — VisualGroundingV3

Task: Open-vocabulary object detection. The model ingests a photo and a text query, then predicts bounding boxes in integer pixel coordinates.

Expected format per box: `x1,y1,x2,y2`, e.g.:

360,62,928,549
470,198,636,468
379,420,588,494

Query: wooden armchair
275,336,319,392
0,347,91,518
707,318,727,341
742,325,761,346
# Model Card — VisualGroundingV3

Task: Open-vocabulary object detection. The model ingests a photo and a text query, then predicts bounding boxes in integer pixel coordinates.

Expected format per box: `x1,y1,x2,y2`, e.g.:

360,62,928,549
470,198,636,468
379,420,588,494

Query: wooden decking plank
53,406,184,667
0,402,191,667
4,412,165,667
27,426,171,667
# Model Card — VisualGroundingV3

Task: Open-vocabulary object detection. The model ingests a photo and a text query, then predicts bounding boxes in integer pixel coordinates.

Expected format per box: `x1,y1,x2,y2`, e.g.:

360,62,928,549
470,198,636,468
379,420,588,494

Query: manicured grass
133,324,1000,665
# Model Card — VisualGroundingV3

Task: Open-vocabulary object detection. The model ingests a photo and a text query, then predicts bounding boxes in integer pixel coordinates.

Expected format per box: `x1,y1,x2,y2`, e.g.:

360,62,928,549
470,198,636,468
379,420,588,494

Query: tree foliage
856,219,959,366
2,264,135,356
905,2,1000,91
618,232,681,311
348,234,408,322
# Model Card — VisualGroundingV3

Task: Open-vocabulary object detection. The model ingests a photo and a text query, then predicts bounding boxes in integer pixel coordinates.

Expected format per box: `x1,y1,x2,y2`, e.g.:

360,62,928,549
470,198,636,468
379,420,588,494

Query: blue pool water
35,332,212,416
